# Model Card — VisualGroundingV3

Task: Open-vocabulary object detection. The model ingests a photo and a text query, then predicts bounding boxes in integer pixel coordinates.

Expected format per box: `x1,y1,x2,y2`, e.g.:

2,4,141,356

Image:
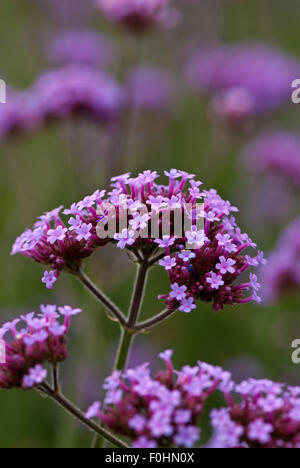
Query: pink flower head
86,351,233,448
0,305,81,390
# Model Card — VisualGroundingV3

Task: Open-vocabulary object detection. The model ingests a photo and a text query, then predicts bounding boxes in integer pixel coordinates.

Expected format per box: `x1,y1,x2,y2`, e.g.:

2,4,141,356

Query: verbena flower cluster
260,217,300,303
127,65,174,112
97,0,178,31
12,170,263,313
242,132,300,188
186,44,300,122
85,350,233,448
0,66,124,142
211,379,300,448
48,30,116,68
0,305,81,390
85,351,300,448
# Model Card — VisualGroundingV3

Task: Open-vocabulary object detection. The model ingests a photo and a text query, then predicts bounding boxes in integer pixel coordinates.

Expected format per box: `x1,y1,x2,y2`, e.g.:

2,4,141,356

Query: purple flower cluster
242,132,300,188
127,65,174,112
85,350,233,448
86,351,300,448
31,66,125,123
211,379,300,448
0,305,81,390
155,178,264,313
186,43,300,122
12,170,263,315
11,195,110,289
97,0,178,31
260,217,300,303
47,30,116,68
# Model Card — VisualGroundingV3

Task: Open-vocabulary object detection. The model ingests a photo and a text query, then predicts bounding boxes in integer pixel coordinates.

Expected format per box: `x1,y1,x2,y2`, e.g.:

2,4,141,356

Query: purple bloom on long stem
0,305,81,390
86,351,233,448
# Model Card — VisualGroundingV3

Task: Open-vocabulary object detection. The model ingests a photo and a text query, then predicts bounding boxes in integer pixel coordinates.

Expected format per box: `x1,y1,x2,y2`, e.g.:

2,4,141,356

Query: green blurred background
1,0,300,447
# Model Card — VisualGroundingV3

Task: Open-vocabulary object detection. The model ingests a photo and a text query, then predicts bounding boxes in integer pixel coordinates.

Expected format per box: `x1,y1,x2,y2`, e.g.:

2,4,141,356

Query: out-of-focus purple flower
0,67,125,143
243,132,300,188
186,43,300,121
126,66,174,112
0,90,41,141
31,66,125,123
97,0,179,31
47,30,116,68
245,176,297,227
261,217,300,303
0,305,81,390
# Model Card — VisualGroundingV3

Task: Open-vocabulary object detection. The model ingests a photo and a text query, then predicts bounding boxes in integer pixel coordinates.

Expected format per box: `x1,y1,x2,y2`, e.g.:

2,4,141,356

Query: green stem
40,382,129,448
128,262,149,328
99,261,149,448
77,268,127,327
134,308,178,332
114,328,135,371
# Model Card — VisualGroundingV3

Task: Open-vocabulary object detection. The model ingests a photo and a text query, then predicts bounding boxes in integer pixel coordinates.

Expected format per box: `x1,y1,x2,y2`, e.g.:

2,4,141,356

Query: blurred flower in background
0,90,41,141
261,217,300,303
126,65,175,112
97,0,180,31
0,66,125,144
242,132,300,188
47,30,117,69
186,43,300,125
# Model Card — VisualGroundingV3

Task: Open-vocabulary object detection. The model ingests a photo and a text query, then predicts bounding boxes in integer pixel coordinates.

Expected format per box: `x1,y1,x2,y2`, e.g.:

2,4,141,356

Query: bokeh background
1,0,300,447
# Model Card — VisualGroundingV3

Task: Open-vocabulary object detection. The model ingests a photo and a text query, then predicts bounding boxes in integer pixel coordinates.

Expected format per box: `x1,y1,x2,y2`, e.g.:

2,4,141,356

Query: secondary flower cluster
0,66,125,142
85,350,233,448
260,217,300,303
0,305,81,390
47,30,116,68
242,132,300,188
12,170,263,312
186,43,300,123
211,379,300,448
85,351,300,448
97,0,178,31
11,195,110,289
